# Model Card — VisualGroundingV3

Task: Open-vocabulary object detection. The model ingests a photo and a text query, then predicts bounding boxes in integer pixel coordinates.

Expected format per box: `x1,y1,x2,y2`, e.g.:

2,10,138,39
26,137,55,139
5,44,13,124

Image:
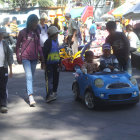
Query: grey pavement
1,65,140,140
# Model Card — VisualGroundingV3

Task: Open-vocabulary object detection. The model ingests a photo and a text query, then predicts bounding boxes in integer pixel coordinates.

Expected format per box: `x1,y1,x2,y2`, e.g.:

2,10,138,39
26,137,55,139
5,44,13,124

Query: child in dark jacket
0,28,13,113
100,43,119,72
43,26,60,103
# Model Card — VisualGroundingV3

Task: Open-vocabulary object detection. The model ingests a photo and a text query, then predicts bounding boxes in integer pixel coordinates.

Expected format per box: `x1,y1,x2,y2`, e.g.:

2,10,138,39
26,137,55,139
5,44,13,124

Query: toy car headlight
130,77,137,85
94,79,104,88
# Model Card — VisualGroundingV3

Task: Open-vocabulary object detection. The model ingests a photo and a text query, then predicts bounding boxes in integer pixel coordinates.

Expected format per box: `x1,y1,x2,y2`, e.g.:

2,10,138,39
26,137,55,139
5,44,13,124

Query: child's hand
82,68,87,74
108,65,114,70
41,62,45,70
72,37,75,42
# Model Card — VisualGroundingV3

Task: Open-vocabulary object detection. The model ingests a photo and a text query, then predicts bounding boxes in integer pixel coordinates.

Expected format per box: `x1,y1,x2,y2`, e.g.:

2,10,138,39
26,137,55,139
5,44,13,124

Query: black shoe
46,94,56,103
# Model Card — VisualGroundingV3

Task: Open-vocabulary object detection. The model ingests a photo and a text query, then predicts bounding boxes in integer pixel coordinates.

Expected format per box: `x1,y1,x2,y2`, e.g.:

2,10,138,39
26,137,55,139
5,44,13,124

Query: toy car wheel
74,65,80,71
72,82,80,101
84,91,96,109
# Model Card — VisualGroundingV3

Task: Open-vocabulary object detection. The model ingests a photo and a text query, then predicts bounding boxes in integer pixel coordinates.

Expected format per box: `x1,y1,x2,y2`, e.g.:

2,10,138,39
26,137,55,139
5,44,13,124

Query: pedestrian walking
43,26,60,103
16,14,43,107
75,17,82,45
0,28,13,113
47,20,52,27
39,13,48,48
10,17,19,38
89,20,96,41
65,13,78,54
126,24,139,53
84,24,90,43
38,13,48,69
3,18,16,52
105,21,131,73
52,17,60,30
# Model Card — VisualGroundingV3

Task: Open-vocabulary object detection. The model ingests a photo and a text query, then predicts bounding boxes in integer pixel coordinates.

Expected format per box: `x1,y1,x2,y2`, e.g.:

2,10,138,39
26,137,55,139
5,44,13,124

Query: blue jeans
22,59,37,95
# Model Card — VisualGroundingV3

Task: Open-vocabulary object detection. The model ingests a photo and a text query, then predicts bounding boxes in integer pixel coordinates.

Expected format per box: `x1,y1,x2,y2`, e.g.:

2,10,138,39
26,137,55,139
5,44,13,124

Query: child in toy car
81,51,98,74
100,43,119,72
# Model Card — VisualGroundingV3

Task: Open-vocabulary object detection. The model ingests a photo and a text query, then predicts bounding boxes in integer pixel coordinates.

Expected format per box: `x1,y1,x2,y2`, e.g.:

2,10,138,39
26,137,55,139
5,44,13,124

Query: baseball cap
47,26,60,36
102,43,111,50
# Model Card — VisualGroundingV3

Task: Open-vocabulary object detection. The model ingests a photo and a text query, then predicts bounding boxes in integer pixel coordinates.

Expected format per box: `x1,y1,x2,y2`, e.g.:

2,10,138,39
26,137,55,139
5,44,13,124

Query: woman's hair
54,18,59,25
126,24,133,32
26,14,39,38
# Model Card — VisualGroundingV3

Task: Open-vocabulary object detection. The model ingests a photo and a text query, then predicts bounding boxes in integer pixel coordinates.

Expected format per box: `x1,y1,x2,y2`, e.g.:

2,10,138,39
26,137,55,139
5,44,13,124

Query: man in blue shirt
89,20,96,41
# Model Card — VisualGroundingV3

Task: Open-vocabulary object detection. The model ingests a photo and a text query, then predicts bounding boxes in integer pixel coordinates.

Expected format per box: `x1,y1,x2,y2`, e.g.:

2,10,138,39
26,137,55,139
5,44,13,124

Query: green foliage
57,0,68,6
38,0,54,7
113,0,125,8
0,0,54,8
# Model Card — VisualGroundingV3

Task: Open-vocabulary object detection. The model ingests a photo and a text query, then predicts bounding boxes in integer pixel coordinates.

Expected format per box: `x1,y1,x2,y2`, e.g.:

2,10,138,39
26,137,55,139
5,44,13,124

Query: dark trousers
0,67,8,106
90,33,95,41
67,35,73,48
45,64,59,98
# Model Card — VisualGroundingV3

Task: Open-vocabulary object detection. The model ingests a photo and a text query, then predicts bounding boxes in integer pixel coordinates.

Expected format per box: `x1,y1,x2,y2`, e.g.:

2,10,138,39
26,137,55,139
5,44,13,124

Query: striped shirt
10,23,19,35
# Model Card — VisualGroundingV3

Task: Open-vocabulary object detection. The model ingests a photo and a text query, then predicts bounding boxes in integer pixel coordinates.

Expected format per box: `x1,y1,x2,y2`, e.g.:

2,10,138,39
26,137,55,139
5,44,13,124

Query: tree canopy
0,0,54,9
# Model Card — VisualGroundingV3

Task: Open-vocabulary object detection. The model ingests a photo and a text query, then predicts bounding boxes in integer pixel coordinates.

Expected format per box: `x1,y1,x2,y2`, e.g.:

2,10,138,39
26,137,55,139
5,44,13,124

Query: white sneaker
29,95,36,107
46,94,56,103
1,106,8,113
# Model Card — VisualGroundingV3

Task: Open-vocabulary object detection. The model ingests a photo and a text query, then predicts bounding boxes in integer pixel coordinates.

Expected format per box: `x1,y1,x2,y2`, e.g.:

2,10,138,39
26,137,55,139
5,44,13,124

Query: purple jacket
16,28,43,61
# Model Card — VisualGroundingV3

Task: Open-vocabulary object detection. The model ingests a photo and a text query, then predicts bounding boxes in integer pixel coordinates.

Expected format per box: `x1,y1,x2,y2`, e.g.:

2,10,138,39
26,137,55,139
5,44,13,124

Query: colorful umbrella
112,2,133,17
123,2,140,20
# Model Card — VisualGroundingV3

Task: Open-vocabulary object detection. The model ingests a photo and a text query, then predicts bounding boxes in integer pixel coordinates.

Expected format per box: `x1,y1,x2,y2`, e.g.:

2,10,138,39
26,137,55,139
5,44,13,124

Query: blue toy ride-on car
72,70,139,109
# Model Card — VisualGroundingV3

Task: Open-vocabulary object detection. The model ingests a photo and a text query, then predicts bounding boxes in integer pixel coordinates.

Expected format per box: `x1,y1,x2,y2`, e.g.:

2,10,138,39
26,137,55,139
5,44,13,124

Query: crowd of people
0,12,140,113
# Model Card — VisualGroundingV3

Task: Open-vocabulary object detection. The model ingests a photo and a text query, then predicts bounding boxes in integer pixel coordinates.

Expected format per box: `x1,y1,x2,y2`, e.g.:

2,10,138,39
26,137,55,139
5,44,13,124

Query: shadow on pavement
0,68,140,140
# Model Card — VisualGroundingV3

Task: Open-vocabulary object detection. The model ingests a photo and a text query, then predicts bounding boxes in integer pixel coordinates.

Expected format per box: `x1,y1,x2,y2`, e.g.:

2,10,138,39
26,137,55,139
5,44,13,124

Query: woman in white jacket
126,24,139,53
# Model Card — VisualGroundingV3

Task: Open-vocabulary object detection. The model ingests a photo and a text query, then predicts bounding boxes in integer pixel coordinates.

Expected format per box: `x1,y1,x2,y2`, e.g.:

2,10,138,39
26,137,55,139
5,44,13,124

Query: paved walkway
0,64,140,140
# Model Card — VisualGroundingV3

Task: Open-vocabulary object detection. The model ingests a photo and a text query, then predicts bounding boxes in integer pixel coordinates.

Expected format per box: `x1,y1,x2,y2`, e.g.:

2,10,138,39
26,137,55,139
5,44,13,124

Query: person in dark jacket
43,26,60,103
105,21,131,73
0,28,13,113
